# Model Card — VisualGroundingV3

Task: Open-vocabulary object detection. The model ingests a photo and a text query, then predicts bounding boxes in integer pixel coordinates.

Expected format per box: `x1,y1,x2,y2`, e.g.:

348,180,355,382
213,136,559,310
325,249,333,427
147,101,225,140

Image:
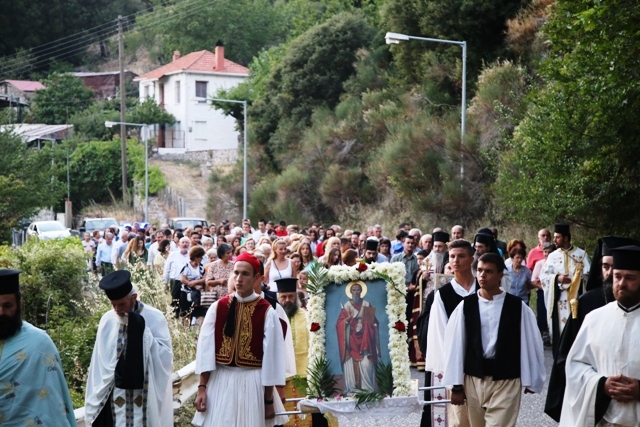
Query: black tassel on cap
224,296,238,337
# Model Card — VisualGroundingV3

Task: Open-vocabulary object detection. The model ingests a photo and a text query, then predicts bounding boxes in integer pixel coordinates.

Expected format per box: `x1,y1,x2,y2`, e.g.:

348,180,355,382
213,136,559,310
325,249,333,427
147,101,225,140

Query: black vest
463,292,521,380
439,282,467,317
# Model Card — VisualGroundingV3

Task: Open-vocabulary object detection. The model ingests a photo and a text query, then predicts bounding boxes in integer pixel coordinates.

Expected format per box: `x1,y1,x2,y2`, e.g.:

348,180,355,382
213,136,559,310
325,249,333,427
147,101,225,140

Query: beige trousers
448,399,471,427
463,375,521,427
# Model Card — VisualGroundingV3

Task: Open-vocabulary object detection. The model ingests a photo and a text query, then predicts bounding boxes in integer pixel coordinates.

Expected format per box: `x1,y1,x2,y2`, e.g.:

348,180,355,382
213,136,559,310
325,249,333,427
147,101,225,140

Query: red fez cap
235,252,261,275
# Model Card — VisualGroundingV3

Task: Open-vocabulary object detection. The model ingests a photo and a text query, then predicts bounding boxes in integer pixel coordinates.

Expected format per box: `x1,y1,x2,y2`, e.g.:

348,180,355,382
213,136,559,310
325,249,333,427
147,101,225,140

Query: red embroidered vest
214,295,272,368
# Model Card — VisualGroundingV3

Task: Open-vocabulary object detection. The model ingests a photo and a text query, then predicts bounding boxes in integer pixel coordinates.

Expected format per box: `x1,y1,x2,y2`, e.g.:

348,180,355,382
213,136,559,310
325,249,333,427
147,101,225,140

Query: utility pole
118,15,128,205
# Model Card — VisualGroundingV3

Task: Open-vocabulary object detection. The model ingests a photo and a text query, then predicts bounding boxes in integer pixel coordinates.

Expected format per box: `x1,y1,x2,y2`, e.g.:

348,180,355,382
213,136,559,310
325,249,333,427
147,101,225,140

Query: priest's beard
431,252,445,272
602,275,613,291
352,295,362,305
0,306,22,340
283,301,299,318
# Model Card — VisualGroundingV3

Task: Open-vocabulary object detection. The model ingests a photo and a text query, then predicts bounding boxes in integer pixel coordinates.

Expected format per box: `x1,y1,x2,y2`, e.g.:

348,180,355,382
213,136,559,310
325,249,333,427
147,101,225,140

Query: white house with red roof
134,42,248,154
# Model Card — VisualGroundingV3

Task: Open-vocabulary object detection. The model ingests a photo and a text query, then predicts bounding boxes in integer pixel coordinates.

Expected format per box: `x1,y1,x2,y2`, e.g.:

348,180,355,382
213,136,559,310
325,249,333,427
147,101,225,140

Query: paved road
333,348,557,427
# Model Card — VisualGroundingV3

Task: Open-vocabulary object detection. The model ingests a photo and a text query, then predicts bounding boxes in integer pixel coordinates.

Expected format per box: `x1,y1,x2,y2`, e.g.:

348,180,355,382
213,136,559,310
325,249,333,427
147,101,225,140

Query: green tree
250,12,376,171
496,0,640,234
382,0,526,87
0,131,61,237
139,0,288,67
31,73,95,124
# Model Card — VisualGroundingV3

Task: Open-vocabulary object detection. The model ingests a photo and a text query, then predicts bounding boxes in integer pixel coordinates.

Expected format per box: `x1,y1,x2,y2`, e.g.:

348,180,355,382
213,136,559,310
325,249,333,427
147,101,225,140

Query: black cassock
544,285,614,422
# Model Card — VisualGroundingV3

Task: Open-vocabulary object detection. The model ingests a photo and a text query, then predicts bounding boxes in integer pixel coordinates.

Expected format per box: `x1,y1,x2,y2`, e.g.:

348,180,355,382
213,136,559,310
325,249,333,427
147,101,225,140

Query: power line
0,0,216,79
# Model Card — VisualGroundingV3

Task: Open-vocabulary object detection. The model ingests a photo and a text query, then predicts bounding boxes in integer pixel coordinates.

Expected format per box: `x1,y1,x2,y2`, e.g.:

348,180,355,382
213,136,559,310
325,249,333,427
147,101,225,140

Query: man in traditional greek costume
420,239,476,427
85,270,173,427
443,253,545,427
539,222,590,356
0,269,76,426
193,252,288,427
560,245,640,426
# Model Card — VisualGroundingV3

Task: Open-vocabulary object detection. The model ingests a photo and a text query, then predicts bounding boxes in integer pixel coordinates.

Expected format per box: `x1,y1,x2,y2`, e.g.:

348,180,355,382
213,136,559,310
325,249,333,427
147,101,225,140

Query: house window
195,81,208,98
194,121,207,140
175,81,181,103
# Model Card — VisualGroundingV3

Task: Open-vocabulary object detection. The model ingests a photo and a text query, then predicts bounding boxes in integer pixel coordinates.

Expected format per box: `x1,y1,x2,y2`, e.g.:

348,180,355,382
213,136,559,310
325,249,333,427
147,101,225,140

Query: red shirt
275,228,288,237
527,245,545,270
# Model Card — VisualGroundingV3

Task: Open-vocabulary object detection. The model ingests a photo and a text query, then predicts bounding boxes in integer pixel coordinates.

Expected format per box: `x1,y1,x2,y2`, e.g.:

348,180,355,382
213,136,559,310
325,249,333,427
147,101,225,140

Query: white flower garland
306,262,413,397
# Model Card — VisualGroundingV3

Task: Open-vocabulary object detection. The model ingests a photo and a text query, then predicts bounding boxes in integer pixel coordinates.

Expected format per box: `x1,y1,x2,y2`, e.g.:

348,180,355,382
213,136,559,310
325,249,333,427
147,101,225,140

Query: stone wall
154,149,237,165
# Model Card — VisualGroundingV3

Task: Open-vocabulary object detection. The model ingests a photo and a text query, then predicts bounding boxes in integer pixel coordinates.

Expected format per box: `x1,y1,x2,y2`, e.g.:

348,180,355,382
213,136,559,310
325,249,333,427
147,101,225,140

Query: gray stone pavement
333,348,557,427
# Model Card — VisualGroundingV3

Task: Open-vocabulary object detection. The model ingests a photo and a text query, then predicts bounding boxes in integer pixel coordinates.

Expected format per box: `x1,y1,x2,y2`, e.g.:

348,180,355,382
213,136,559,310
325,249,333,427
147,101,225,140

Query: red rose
357,262,368,272
394,321,406,332
310,322,321,332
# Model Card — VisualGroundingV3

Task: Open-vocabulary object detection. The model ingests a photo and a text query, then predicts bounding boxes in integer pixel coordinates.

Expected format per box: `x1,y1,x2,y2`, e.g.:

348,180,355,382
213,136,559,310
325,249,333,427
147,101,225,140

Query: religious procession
1,218,639,427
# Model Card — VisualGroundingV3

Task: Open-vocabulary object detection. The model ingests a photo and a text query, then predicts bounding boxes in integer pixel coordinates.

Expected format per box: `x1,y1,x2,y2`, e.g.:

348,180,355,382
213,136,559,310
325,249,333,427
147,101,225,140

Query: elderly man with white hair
85,270,173,427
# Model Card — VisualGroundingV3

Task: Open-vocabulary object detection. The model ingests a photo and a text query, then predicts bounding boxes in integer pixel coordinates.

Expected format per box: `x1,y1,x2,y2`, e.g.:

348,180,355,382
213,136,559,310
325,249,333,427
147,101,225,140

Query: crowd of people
1,218,639,427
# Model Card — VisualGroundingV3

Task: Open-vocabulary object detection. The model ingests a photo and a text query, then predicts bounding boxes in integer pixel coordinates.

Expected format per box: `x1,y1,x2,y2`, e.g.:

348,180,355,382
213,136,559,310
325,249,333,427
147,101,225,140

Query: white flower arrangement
306,262,413,398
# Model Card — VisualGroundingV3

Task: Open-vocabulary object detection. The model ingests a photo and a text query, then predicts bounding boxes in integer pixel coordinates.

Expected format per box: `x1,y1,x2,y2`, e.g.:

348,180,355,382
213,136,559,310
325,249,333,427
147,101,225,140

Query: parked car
168,217,209,231
26,221,72,241
78,218,119,237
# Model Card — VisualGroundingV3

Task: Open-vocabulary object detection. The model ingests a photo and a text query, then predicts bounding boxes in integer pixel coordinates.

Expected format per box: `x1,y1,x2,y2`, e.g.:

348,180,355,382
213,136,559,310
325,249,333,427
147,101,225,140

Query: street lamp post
206,98,248,219
105,121,149,222
385,32,467,181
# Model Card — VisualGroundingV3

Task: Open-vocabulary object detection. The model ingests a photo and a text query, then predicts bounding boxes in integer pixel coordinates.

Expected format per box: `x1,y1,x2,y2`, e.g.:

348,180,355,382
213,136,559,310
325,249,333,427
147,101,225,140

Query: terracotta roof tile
135,50,248,81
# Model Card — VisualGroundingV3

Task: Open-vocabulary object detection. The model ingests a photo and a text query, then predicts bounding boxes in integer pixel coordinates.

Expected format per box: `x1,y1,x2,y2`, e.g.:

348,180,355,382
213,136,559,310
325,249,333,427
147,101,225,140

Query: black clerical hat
275,278,298,293
364,238,379,251
0,269,21,295
475,233,494,246
433,231,450,243
611,245,640,271
554,223,571,236
601,236,639,256
99,270,133,300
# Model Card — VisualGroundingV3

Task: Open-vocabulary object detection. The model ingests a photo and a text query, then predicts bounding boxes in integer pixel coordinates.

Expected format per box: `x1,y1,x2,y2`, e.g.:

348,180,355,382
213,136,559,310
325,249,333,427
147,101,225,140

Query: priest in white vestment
540,222,590,354
193,252,288,427
560,245,640,427
85,270,173,427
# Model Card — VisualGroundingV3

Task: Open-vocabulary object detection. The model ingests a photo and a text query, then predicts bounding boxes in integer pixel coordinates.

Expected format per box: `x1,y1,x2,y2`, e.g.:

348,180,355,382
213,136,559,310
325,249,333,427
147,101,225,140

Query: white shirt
163,250,190,283
148,240,178,265
425,278,476,373
478,291,506,358
252,230,268,243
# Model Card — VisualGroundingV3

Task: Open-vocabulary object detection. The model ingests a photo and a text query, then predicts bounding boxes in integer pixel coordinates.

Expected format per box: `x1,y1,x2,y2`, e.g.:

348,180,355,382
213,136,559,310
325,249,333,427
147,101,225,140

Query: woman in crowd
265,239,297,292
124,235,148,265
379,238,392,261
342,249,358,266
204,243,234,302
153,239,172,277
290,252,303,274
201,236,214,266
505,239,527,269
204,249,217,274
324,247,343,267
507,247,533,303
297,241,315,269
231,236,242,254
234,245,247,257
179,246,206,326
315,228,336,257
244,238,256,253
318,237,341,264
173,231,184,246
307,228,319,254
